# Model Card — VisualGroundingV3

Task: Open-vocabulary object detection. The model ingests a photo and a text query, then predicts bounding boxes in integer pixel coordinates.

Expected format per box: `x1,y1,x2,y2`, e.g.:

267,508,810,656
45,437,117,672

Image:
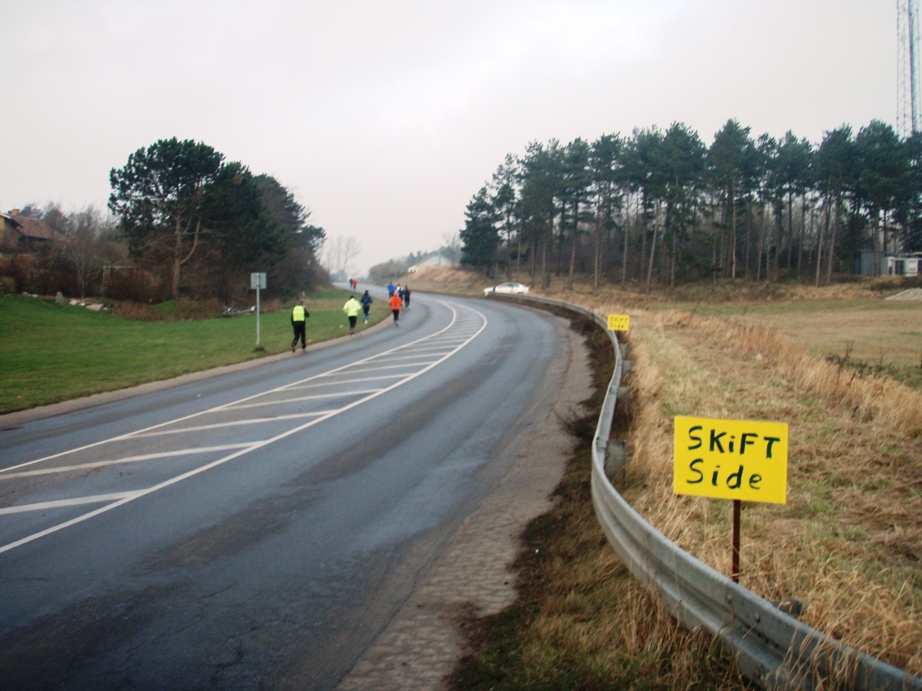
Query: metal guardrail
492,293,921,691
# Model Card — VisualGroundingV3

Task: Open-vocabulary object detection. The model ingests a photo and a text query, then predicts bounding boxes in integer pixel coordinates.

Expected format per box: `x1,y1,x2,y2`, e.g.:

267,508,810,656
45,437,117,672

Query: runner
360,290,373,324
388,290,403,327
290,300,309,352
343,294,362,335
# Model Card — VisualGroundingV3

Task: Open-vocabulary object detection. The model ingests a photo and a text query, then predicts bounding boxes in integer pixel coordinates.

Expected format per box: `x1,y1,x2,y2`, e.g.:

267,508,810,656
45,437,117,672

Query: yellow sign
674,416,788,504
607,314,630,331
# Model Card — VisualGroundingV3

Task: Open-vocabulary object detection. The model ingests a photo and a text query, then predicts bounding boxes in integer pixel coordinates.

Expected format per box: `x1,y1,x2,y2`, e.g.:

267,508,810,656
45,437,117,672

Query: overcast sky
1,1,897,275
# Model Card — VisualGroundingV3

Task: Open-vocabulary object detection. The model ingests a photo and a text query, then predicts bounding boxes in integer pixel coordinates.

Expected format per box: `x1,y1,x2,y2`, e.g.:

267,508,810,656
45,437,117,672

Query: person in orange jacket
388,291,403,327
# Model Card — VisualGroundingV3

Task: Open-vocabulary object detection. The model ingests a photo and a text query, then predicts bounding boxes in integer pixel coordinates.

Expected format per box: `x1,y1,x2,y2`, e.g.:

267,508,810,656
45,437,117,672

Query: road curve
0,291,571,690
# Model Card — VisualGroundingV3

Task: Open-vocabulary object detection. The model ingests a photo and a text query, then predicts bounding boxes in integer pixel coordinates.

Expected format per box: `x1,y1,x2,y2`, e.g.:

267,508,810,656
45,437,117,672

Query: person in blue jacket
387,281,395,297
360,290,373,324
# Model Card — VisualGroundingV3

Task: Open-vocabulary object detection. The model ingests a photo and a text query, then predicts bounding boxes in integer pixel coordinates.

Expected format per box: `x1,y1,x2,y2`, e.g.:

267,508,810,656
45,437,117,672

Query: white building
408,251,454,273
886,253,922,277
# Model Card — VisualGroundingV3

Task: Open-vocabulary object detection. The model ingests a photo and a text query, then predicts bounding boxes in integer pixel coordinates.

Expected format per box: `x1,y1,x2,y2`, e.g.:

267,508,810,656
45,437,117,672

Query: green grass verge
0,288,386,414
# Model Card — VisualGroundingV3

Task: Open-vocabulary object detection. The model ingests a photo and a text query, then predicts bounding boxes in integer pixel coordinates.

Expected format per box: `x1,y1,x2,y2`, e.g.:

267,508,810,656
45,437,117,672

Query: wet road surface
0,293,563,690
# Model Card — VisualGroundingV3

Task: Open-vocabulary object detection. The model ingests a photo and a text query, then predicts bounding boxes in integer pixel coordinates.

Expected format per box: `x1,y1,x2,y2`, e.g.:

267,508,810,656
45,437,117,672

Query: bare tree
340,236,361,274
323,236,345,274
68,207,111,299
441,230,461,265
324,235,362,276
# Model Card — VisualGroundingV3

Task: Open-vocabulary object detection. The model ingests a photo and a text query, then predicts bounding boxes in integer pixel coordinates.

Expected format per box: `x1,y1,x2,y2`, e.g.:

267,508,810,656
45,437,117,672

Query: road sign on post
607,314,630,331
250,273,266,290
674,416,788,504
250,273,267,345
674,415,788,582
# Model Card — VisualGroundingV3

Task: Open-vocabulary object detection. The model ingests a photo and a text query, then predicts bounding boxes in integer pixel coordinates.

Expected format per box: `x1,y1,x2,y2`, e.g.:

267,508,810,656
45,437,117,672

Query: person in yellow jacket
291,300,309,352
343,295,362,335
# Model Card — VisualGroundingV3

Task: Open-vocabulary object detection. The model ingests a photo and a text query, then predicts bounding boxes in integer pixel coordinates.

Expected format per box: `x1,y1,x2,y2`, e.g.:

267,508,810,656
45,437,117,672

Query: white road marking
383,350,453,359
0,491,143,515
0,444,256,479
412,349,458,355
227,389,383,410
344,362,438,373
287,374,408,389
128,411,338,437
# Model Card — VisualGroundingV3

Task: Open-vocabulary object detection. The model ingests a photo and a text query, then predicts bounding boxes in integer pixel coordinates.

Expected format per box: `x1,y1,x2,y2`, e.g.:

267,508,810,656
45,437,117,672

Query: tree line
109,137,327,302
460,119,922,291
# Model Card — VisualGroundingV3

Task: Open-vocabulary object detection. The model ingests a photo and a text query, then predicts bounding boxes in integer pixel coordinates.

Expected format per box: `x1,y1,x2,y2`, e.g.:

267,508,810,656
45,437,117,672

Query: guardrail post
604,439,627,487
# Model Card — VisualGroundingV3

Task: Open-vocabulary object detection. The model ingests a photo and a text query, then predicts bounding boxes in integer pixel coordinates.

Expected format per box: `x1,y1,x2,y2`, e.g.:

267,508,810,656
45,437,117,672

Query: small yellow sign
674,416,788,504
607,314,630,331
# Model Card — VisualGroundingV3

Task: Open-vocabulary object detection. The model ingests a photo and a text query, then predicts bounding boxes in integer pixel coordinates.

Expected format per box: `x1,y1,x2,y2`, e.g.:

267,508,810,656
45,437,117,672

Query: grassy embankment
0,287,386,415
404,268,922,686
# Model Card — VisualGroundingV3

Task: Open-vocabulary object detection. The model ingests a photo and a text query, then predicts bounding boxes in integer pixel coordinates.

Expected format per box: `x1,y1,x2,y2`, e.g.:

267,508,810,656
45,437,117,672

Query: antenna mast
898,0,921,136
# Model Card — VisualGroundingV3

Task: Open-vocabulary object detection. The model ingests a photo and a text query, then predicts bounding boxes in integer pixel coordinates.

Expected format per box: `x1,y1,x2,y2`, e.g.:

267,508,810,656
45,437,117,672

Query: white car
483,282,530,296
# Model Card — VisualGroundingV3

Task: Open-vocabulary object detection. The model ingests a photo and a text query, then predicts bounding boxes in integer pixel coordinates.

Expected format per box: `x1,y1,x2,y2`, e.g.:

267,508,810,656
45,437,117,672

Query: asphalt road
0,291,564,690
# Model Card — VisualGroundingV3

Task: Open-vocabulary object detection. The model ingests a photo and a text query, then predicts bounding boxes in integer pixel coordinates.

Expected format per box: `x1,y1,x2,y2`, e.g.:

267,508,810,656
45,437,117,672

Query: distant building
886,253,922,276
0,209,68,249
854,249,876,276
407,250,454,273
854,249,922,277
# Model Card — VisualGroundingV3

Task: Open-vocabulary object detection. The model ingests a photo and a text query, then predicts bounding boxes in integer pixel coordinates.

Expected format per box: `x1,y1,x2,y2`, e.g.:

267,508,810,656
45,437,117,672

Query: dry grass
654,299,922,390
399,265,490,296
535,273,920,305
410,270,922,386
574,303,922,676
537,274,922,389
